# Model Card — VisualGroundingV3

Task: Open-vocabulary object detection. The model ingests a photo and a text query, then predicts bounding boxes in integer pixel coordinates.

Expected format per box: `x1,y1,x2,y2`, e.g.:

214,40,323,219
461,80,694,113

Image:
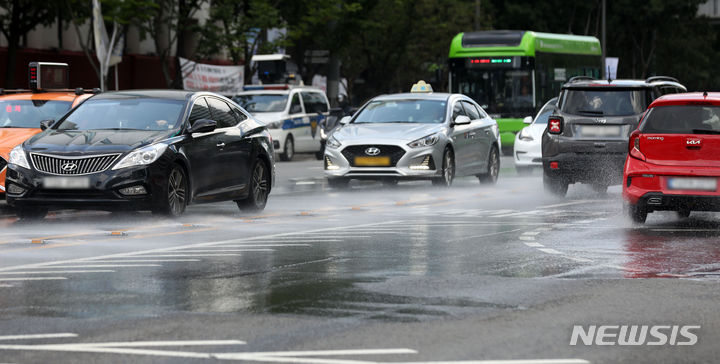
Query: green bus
448,30,602,152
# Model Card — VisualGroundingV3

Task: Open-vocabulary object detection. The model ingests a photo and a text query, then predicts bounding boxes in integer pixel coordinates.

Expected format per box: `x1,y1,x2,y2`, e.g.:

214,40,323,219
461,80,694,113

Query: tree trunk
4,33,19,89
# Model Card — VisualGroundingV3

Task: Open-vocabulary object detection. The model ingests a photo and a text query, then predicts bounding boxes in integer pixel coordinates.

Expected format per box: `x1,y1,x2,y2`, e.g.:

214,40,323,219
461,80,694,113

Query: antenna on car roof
704,91,708,98
607,66,612,83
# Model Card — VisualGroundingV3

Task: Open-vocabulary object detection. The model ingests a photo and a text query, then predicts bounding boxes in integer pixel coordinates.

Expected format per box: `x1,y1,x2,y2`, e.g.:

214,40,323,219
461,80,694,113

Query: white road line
85,259,200,263
34,265,161,268
538,200,593,209
244,239,343,243
0,220,405,272
175,249,274,253
132,254,241,257
524,242,544,248
392,360,590,364
0,277,67,281
0,270,115,275
223,349,418,357
518,236,536,241
446,229,523,243
0,333,78,341
537,248,563,255
219,244,311,248
521,232,541,236
0,284,14,287
72,340,246,347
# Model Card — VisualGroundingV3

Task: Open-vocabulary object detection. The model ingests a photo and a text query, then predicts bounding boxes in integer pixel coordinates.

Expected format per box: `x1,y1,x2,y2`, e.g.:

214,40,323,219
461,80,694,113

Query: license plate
667,177,717,191
354,156,391,166
579,125,622,137
43,177,91,189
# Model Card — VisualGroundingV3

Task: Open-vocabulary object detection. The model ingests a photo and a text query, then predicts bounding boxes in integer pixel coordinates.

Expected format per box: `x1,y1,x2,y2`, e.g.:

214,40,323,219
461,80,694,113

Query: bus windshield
454,69,534,118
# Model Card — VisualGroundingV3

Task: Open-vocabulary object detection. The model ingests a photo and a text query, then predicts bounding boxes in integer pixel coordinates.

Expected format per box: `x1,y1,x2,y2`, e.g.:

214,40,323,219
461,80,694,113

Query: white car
234,86,330,161
324,81,501,188
513,97,557,175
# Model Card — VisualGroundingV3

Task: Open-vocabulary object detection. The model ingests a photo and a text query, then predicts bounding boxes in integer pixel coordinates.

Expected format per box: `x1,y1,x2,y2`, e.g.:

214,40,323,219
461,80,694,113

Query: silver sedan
323,91,500,187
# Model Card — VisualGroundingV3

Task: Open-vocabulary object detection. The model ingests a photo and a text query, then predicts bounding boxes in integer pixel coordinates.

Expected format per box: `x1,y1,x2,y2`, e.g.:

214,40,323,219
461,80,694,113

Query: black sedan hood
24,129,177,155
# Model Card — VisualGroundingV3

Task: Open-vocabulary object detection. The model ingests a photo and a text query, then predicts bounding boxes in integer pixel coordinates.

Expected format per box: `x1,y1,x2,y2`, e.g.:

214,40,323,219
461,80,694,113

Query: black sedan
5,90,275,218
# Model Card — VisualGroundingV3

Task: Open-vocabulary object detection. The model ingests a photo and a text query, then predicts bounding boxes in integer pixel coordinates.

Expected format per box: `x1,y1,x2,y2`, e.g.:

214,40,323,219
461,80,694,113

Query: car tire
543,174,568,197
16,207,48,220
280,135,294,161
236,158,270,212
327,178,349,189
432,148,455,187
315,144,325,160
478,146,500,185
627,203,648,224
677,208,691,219
152,164,188,217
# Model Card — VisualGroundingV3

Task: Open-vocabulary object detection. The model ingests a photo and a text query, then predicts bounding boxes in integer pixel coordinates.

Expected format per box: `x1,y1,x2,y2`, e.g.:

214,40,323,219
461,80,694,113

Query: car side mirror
339,116,351,125
40,119,55,130
523,116,533,124
453,115,471,126
188,119,217,134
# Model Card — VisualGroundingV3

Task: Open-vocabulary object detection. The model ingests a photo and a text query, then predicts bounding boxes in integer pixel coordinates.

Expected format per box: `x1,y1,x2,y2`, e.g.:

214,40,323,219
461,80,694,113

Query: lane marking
521,232,540,236
175,249,275,253
73,340,246,347
446,229,523,243
518,236,536,241
218,244,311,248
523,242,544,248
130,254,242,257
537,248,563,255
0,333,78,341
0,270,115,274
538,200,593,209
0,220,405,272
32,264,162,268
86,259,201,263
0,277,67,281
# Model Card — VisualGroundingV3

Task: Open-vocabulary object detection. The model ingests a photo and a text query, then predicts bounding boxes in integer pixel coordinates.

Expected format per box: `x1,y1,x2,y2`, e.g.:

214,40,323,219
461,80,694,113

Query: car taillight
548,116,563,134
628,130,646,161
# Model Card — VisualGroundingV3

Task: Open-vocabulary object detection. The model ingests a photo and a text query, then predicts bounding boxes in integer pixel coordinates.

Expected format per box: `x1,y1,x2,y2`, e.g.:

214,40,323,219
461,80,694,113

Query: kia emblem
61,162,78,172
365,147,381,156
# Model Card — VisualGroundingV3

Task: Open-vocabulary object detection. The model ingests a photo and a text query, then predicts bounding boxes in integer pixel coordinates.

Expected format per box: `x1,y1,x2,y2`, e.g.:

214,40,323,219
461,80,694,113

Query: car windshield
57,98,186,131
233,94,288,113
561,89,648,116
453,68,534,117
533,99,557,124
641,105,720,134
0,100,72,128
353,99,447,124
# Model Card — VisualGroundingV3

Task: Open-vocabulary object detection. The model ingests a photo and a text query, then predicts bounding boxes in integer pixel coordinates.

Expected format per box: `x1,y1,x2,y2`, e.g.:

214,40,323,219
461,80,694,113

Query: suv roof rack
567,76,596,83
646,76,679,83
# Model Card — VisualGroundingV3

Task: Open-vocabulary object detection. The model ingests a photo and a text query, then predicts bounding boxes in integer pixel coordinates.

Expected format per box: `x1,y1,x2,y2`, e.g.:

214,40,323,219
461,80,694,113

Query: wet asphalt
0,155,719,364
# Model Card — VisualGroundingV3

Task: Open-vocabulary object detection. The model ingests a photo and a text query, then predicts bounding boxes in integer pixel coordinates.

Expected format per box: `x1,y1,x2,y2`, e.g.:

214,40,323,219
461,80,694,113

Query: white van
233,85,330,161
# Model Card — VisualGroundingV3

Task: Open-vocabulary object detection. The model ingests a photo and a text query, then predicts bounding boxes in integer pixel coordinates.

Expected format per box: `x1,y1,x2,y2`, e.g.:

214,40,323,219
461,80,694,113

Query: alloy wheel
167,167,186,216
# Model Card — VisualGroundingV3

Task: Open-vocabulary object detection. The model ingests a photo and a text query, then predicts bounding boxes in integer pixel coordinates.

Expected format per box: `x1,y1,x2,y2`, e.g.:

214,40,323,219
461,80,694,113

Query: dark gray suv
541,76,686,196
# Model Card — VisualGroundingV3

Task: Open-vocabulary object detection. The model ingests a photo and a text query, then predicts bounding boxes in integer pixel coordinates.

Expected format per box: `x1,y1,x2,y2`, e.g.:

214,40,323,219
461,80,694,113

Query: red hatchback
623,92,720,223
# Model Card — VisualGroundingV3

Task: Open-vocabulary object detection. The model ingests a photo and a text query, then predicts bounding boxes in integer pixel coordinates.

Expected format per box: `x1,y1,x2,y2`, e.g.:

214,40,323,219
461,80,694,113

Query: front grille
30,153,120,175
341,145,405,167
0,156,6,171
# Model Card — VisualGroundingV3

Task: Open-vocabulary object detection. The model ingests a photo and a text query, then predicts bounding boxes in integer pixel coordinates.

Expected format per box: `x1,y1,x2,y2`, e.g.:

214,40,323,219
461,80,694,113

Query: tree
0,0,59,88
196,0,284,80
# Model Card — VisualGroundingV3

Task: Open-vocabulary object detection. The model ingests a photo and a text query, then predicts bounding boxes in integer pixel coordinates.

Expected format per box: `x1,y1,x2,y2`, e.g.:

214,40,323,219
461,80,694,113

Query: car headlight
8,145,30,169
265,120,283,129
408,132,441,148
326,135,341,149
518,127,533,141
112,143,168,170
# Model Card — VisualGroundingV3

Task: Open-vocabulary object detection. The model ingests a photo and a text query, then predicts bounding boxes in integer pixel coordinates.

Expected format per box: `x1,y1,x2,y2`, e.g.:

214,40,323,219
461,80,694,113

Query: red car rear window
641,105,720,134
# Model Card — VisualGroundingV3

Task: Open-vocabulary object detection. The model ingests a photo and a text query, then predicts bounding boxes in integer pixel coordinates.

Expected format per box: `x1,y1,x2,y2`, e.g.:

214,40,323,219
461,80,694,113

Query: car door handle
216,142,226,148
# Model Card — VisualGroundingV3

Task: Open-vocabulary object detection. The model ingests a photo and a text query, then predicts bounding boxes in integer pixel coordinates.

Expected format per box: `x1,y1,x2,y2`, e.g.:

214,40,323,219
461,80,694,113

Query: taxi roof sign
411,80,433,93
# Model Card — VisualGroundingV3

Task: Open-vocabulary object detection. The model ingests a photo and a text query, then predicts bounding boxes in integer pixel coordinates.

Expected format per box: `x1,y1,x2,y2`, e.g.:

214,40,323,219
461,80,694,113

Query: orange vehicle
0,62,97,198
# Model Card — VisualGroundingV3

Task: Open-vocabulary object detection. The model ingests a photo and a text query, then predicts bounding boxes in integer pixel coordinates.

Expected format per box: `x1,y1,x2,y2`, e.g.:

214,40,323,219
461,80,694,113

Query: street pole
601,0,606,79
